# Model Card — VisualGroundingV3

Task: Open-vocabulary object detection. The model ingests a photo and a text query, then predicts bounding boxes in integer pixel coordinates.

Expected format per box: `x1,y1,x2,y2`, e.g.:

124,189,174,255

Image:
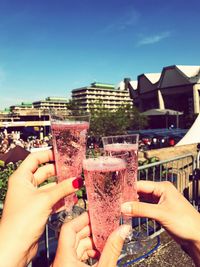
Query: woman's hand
52,212,131,267
121,181,200,266
0,150,82,267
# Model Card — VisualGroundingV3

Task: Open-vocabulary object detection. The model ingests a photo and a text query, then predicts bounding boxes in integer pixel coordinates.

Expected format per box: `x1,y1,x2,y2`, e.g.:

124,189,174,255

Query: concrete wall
139,143,197,161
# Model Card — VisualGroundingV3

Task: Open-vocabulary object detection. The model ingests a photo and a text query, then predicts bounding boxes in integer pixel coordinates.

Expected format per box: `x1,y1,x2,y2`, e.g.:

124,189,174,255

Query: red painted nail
72,177,83,189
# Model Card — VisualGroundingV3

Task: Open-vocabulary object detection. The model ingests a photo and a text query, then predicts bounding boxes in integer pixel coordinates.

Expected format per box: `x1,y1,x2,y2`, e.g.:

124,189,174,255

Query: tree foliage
0,162,21,217
67,99,86,116
89,101,148,137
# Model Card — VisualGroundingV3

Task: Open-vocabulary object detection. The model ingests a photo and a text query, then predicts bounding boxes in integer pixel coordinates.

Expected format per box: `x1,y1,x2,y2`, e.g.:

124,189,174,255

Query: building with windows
8,97,69,120
33,97,69,111
10,102,33,113
0,97,69,137
127,65,200,115
72,82,132,111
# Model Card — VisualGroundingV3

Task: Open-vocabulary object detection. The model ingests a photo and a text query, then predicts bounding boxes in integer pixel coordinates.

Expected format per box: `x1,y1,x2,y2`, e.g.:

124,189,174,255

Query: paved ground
118,231,195,267
33,229,195,267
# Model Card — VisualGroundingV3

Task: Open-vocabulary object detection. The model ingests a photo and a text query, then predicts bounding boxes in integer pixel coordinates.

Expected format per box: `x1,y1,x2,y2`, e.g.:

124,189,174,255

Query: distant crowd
0,130,52,154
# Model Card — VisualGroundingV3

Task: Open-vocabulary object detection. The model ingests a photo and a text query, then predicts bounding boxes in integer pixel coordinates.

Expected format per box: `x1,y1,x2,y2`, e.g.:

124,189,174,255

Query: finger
38,182,57,190
54,213,90,265
137,180,168,197
98,225,131,267
66,212,90,234
121,201,162,221
34,163,56,185
42,176,84,207
80,251,90,262
87,249,97,258
81,249,97,261
76,225,91,248
59,213,90,250
18,150,54,174
77,237,93,259
137,180,158,193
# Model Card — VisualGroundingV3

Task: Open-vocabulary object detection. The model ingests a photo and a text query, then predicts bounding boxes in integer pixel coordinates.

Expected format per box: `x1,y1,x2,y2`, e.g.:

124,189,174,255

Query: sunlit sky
1,0,200,109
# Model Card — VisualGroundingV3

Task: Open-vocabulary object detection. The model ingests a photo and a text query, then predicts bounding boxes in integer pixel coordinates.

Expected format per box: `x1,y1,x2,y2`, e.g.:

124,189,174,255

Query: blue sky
0,0,200,109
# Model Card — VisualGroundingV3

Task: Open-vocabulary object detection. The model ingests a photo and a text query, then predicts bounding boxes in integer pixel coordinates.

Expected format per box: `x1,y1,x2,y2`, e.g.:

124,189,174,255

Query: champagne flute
50,110,90,218
102,134,152,255
83,155,127,253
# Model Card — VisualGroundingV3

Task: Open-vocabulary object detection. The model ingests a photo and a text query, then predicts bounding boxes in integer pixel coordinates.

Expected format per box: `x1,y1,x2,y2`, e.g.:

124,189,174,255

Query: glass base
48,205,86,235
85,258,98,266
60,205,86,222
122,231,154,255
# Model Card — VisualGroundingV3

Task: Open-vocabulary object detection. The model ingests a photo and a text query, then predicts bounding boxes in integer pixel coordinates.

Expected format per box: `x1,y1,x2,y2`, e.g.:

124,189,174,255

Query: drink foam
104,143,138,152
83,156,126,172
51,121,89,129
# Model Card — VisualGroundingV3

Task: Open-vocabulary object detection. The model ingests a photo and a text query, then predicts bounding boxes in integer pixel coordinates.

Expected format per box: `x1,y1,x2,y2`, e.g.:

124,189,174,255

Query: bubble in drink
83,156,126,252
51,121,89,211
104,143,138,202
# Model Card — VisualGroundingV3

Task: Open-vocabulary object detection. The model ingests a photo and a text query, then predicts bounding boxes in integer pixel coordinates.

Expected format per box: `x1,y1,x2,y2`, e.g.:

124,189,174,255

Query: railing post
44,223,50,267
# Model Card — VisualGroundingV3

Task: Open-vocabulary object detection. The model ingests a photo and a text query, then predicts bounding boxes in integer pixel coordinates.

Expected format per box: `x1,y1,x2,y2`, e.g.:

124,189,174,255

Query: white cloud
103,9,140,33
137,31,171,46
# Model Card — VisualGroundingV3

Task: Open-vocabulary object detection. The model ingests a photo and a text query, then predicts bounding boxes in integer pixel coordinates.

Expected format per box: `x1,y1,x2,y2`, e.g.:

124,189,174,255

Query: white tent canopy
176,114,200,146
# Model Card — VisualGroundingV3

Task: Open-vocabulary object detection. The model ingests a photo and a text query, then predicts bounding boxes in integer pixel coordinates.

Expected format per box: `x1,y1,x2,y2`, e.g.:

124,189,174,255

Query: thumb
121,201,161,221
41,176,83,207
98,225,131,267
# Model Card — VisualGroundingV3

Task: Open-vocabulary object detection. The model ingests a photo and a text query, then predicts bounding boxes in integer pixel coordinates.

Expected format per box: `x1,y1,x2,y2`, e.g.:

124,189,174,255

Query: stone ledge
142,143,197,161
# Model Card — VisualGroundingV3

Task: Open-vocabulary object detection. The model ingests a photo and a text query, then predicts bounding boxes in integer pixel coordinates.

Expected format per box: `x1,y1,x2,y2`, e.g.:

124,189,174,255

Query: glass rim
49,112,90,118
49,113,90,122
102,134,139,142
102,134,139,138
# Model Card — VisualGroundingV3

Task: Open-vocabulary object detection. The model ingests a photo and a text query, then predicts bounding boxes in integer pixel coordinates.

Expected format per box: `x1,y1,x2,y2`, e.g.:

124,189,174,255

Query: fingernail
72,177,83,189
121,203,132,214
118,225,132,240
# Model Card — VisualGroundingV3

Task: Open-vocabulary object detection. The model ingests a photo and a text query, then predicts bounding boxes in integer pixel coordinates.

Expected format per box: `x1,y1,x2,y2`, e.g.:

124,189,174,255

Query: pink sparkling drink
83,156,126,252
104,143,138,202
51,120,89,211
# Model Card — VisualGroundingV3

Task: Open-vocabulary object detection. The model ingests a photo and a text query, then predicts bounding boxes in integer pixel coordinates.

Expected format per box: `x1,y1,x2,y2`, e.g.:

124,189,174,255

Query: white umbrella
141,109,183,116
141,109,183,128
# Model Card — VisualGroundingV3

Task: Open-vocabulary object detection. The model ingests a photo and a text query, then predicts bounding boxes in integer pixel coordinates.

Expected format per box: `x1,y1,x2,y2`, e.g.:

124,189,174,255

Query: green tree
89,101,148,137
67,99,86,116
0,162,21,217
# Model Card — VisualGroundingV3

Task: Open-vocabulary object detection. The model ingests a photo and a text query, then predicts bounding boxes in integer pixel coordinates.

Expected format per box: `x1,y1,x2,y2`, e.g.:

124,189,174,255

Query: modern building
0,97,69,137
72,82,132,111
9,102,33,114
127,65,200,115
33,97,69,111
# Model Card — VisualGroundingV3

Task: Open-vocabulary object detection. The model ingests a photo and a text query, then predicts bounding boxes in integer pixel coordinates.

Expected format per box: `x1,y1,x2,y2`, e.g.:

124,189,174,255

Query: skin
0,150,79,267
52,212,130,267
121,180,200,267
0,150,129,267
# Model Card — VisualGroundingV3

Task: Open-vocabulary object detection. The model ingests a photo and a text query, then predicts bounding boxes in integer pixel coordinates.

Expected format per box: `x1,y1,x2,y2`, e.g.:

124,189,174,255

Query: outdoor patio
119,231,194,267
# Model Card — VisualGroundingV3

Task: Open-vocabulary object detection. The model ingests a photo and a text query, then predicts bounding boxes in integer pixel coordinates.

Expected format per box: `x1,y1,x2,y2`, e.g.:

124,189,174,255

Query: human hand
0,150,83,267
121,181,200,265
52,212,131,267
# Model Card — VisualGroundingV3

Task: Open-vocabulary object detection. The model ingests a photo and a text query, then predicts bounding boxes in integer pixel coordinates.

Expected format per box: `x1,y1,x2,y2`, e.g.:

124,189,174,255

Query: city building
10,102,33,112
33,96,69,111
127,65,200,115
0,97,69,138
72,82,132,111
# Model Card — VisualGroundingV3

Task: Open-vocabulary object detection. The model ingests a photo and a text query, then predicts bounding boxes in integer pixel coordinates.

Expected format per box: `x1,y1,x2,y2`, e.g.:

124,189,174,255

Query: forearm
0,227,28,267
0,245,27,267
